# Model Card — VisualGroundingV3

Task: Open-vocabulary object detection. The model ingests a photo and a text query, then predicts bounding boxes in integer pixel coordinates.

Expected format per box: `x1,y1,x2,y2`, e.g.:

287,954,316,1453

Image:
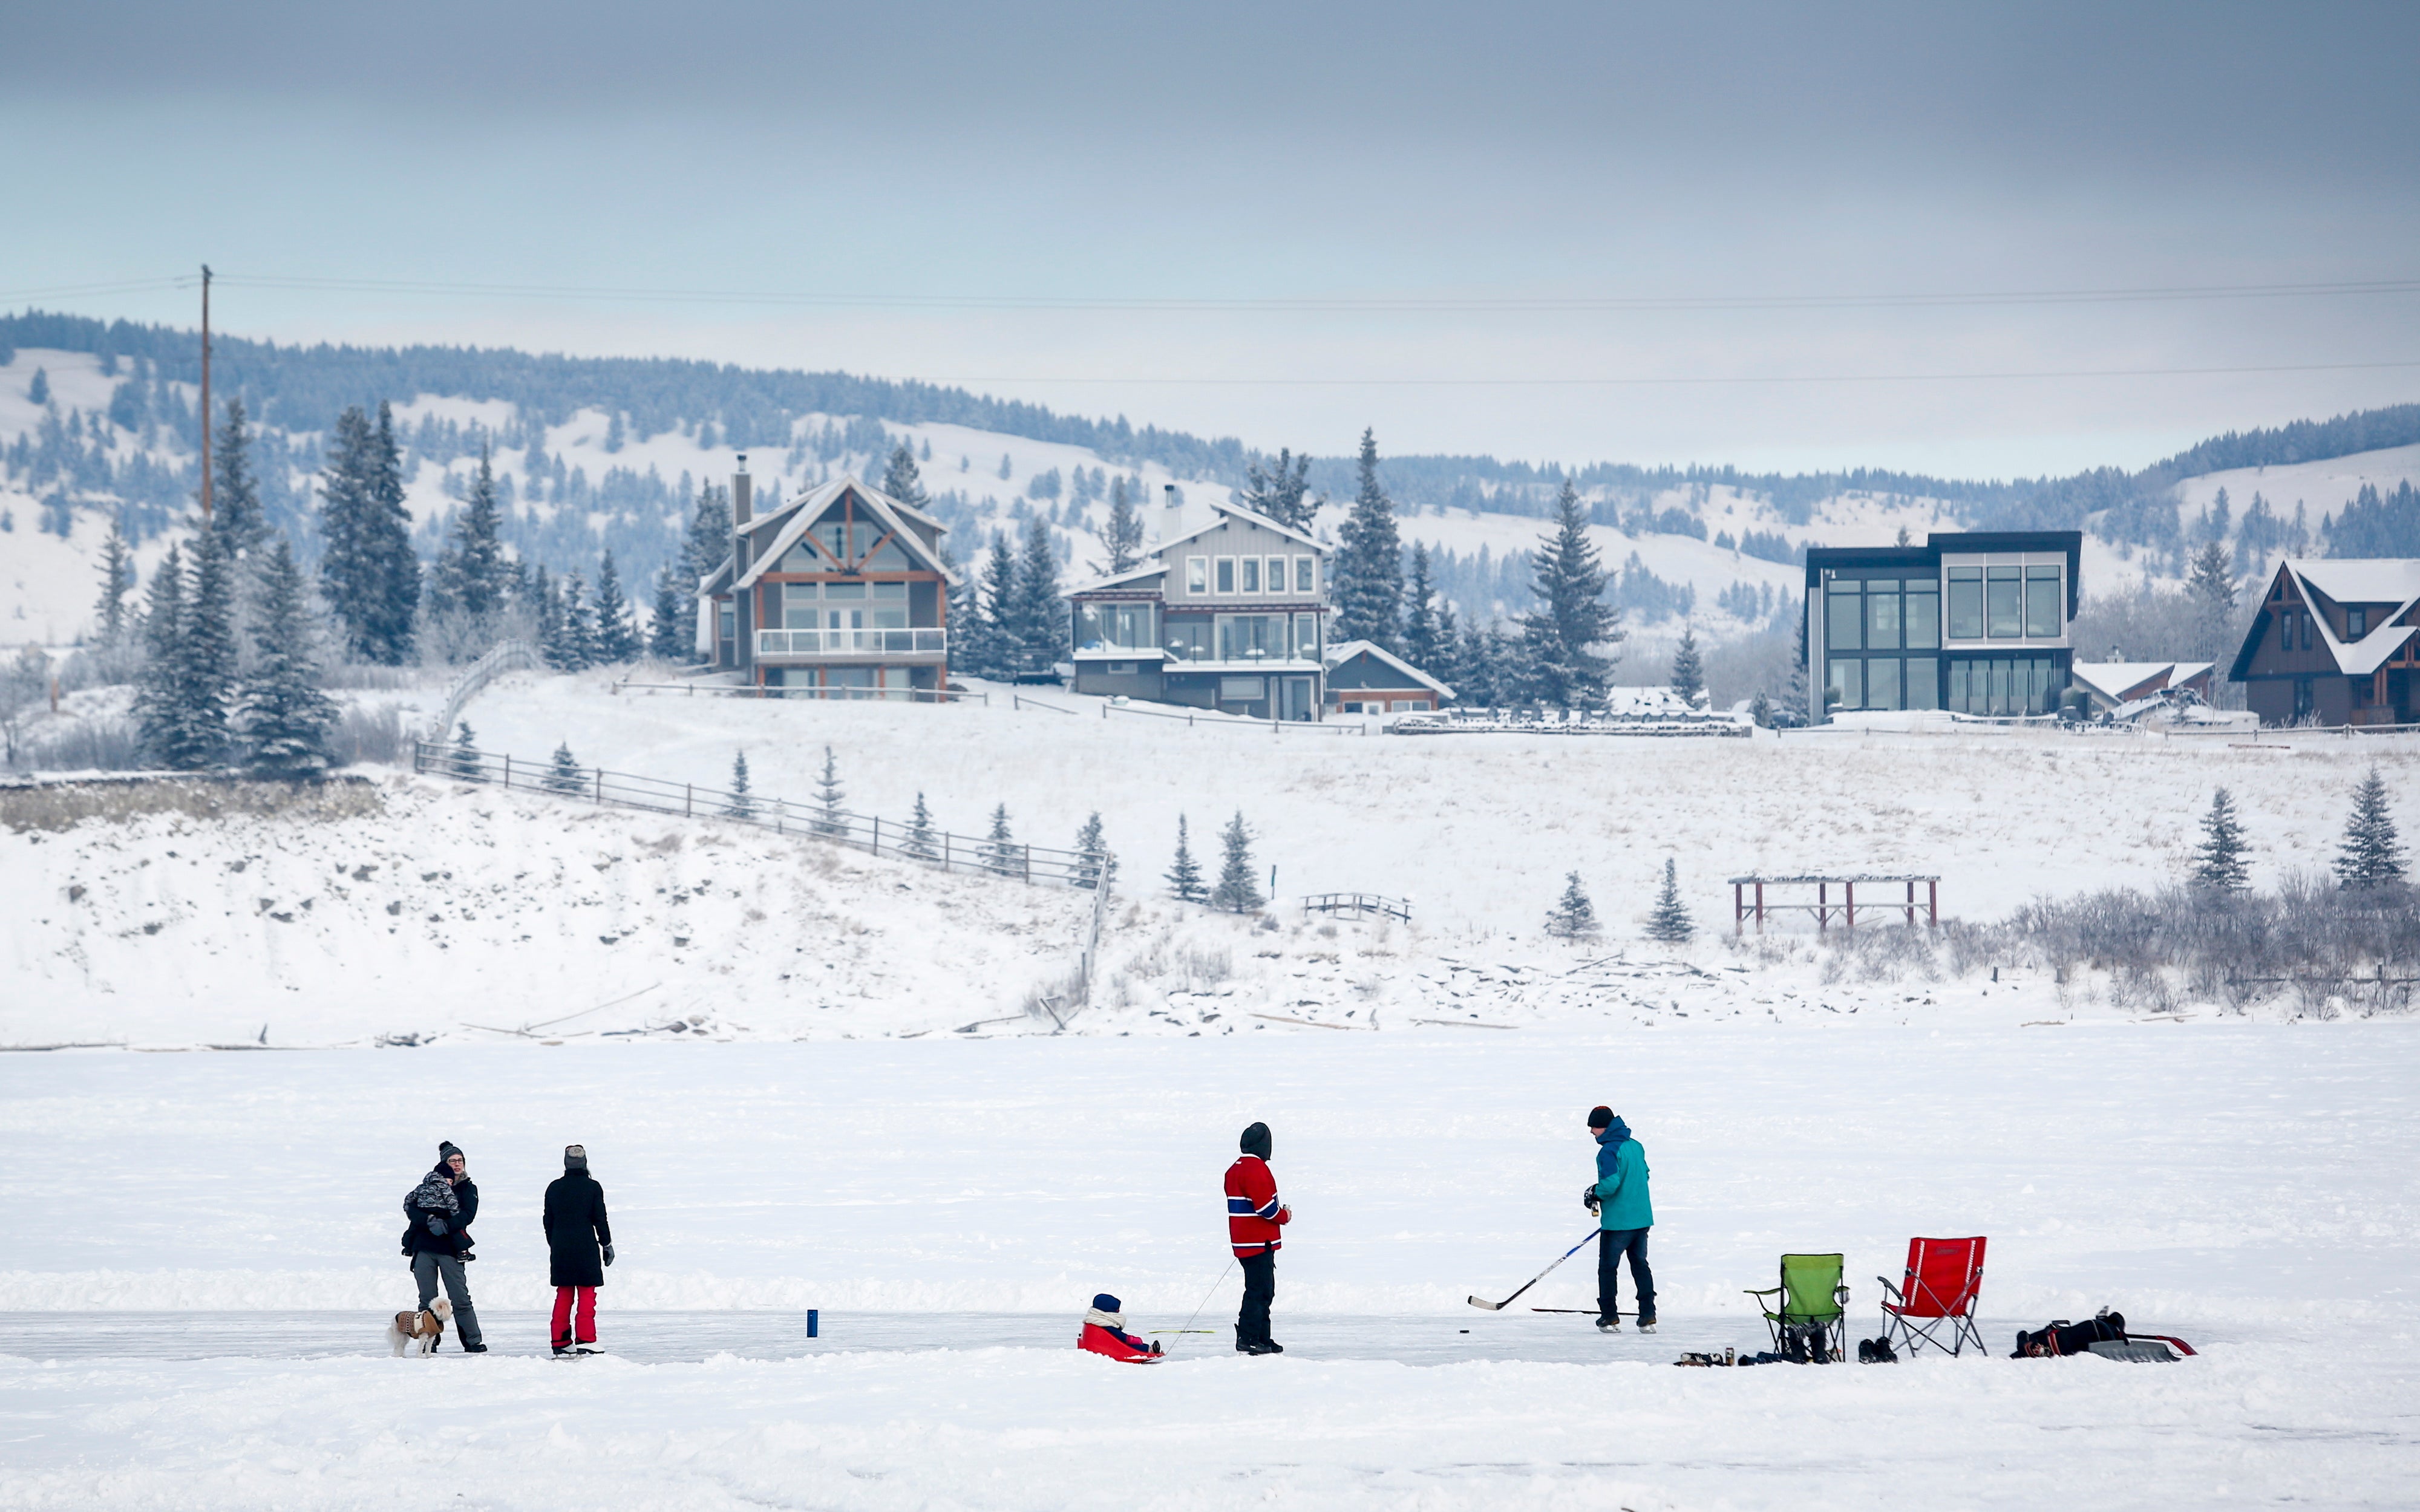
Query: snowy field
1,1029,2415,1509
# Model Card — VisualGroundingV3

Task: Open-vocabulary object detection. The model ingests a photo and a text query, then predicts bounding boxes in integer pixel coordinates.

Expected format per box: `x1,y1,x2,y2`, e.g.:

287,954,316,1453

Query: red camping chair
1878,1236,1987,1357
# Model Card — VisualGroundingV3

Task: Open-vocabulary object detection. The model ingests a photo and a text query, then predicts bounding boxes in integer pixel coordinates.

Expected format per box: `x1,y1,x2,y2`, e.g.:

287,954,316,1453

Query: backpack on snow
2012,1311,2125,1357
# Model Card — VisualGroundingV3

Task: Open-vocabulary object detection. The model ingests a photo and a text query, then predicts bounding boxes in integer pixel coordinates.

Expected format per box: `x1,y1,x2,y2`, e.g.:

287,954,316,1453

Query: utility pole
198,264,213,521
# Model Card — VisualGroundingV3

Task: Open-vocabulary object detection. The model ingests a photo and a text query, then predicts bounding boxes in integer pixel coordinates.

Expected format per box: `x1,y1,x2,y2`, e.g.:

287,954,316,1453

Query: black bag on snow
2012,1312,2125,1357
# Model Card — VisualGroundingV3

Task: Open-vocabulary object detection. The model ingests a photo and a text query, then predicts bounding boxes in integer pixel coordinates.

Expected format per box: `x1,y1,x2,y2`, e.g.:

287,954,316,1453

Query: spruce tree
1099,476,1146,575
544,740,585,795
234,538,338,779
449,720,482,782
1518,480,1619,708
167,538,238,769
1238,448,1319,533
2334,767,2405,889
1007,515,1064,677
648,565,690,661
2192,786,2251,892
1166,814,1209,904
1546,872,1599,940
1783,605,1811,726
983,803,1022,876
27,367,48,406
813,746,847,836
1669,625,1704,708
131,544,186,764
881,443,930,510
1644,858,1695,943
901,791,940,860
725,750,756,820
1402,542,1444,671
592,552,639,663
2185,539,2237,662
435,448,509,625
93,519,134,644
1212,810,1264,913
679,483,735,595
1074,811,1114,890
1332,429,1404,650
318,405,417,665
975,530,1020,677
206,398,270,566
364,402,420,663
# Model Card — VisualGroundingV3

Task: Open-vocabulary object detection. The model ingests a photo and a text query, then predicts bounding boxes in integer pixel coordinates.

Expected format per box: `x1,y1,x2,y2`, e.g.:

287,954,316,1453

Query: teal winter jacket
1593,1123,1653,1231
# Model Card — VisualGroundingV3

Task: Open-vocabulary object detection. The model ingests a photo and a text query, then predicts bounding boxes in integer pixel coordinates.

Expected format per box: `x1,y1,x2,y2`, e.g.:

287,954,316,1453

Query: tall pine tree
592,551,639,663
1669,625,1704,708
972,530,1020,677
365,401,419,662
982,804,1022,876
318,406,395,663
1644,858,1695,943
1546,872,1599,940
1073,812,1114,890
234,538,338,779
647,565,690,660
881,443,931,510
165,539,237,769
1165,814,1208,904
1006,516,1064,677
544,740,585,795
429,448,509,633
813,745,847,836
2185,539,2237,662
1098,475,1145,575
2191,787,2251,892
93,518,134,644
131,544,186,764
1212,810,1265,913
901,791,940,860
724,750,756,819
1517,480,1619,708
1332,429,1403,650
1402,542,1444,672
2334,767,2405,889
1238,448,1320,533
206,398,270,567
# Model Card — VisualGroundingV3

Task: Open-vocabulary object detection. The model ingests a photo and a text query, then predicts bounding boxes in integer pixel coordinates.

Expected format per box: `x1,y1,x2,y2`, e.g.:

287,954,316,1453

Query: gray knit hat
563,1144,587,1170
439,1141,464,1162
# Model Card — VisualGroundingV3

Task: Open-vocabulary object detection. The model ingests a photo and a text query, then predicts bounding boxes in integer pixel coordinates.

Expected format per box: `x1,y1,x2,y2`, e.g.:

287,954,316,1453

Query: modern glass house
1802,531,2081,721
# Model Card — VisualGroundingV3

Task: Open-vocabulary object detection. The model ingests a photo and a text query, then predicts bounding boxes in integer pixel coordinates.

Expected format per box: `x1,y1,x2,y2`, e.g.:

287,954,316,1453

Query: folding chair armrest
1877,1275,1906,1302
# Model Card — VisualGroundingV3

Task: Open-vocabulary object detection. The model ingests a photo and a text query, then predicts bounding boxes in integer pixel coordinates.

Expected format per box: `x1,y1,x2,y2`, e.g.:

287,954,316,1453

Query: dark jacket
402,1166,471,1257
543,1169,613,1288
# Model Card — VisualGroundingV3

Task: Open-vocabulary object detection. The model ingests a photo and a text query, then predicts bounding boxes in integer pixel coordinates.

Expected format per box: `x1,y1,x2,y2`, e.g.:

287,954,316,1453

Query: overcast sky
4,1,2417,477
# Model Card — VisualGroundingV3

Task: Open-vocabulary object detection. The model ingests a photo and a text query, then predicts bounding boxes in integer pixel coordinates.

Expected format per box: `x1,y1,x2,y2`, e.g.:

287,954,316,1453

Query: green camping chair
1747,1253,1849,1363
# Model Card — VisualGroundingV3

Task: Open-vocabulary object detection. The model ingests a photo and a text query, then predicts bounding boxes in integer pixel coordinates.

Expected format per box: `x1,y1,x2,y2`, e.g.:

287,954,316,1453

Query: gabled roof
2231,558,2420,680
1324,639,1454,697
1162,500,1325,555
2070,660,2212,702
731,474,960,590
1067,561,1168,596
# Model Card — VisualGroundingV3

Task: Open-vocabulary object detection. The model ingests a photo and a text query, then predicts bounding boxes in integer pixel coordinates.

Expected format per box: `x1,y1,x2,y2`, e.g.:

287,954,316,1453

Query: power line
903,358,2420,388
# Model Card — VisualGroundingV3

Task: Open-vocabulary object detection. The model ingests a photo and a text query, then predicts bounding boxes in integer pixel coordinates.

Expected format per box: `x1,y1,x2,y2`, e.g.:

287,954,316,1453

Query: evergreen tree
999,452,1013,480
1669,625,1704,708
1238,448,1320,533
1074,811,1114,890
973,530,1020,677
544,570,596,671
1431,598,1463,697
544,740,585,795
2185,539,2237,662
319,405,419,665
1749,690,1774,728
169,537,238,769
724,749,755,820
1517,480,1620,708
1454,616,1506,708
648,565,690,661
982,803,1022,876
531,565,561,660
1785,608,1811,726
1332,429,1404,650
131,544,186,764
1212,810,1265,912
901,791,940,860
1165,814,1209,904
26,368,48,406
234,538,338,779
592,551,639,662
1402,542,1444,671
813,745,847,836
93,518,134,644
2334,767,2406,889
1644,858,1695,943
679,482,735,594
1006,515,1064,676
1545,872,1599,940
1099,475,1145,575
2191,786,2251,892
429,448,509,630
206,398,270,566
881,442,931,509
448,720,482,782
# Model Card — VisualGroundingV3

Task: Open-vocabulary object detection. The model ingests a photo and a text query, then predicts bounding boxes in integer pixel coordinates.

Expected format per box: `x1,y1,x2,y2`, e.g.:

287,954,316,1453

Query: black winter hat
438,1141,464,1162
1240,1121,1272,1159
564,1144,588,1170
1586,1107,1613,1130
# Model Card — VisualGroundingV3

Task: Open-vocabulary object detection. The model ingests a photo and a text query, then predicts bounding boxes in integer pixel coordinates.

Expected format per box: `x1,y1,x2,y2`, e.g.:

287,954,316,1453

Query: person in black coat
401,1141,486,1352
543,1144,614,1355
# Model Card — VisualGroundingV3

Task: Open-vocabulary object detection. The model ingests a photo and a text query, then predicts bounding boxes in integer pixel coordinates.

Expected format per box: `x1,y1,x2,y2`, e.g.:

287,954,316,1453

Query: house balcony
756,628,948,659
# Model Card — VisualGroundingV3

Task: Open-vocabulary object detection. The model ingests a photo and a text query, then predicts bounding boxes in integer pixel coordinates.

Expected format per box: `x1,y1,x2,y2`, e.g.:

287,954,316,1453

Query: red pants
551,1286,597,1346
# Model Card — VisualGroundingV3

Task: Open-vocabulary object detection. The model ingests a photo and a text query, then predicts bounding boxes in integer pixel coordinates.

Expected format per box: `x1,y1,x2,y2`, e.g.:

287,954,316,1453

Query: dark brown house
2230,559,2420,726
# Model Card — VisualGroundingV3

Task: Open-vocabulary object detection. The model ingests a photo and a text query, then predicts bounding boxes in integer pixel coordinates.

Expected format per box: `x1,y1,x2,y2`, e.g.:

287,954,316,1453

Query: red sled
1079,1322,1163,1363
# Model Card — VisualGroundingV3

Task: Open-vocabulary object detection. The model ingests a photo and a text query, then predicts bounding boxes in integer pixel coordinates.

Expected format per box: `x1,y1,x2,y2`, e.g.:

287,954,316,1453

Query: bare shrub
330,704,408,767
1179,946,1232,987
0,774,385,833
5,715,144,774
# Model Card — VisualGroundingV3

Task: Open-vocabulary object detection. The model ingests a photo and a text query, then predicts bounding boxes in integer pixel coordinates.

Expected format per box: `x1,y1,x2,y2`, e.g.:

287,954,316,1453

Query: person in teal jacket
1583,1106,1655,1332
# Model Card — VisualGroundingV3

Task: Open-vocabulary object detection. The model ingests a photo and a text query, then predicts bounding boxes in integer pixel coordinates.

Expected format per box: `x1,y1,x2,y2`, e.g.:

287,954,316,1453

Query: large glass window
782,583,818,628
1948,659,1969,709
2024,565,2062,638
1215,558,1236,593
1906,585,1940,648
1079,604,1154,650
1865,581,1902,650
1905,657,1939,709
1292,613,1323,660
1868,656,1902,709
863,536,909,570
1947,567,1983,639
1828,578,1862,650
1826,656,1861,711
1295,556,1316,593
1986,567,2022,638
1240,558,1261,593
1186,557,1207,594
1165,618,1211,659
1218,614,1280,660
1266,557,1287,594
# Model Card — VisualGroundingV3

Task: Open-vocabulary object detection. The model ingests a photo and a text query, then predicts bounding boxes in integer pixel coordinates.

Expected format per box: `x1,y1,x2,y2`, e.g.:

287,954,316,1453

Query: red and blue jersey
1225,1154,1289,1256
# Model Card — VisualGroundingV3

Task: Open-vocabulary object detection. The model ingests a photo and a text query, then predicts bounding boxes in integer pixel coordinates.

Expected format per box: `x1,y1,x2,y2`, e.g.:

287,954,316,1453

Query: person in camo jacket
402,1140,486,1353
1225,1121,1293,1355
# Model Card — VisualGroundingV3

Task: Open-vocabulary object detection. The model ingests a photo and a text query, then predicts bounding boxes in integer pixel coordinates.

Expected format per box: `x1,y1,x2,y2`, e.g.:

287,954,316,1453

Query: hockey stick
1468,1233,1598,1311
1531,1308,1634,1315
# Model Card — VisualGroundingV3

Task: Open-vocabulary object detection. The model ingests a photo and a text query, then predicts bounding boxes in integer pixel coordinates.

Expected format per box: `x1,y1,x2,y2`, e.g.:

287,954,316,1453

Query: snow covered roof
2287,559,2420,677
2069,660,2212,702
1324,639,1454,697
1161,500,1325,555
1067,561,1166,596
730,475,960,590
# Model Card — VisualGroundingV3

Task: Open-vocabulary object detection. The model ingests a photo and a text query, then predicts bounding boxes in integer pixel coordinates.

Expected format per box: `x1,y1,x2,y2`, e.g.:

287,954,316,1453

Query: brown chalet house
696,461,959,698
2230,558,2420,726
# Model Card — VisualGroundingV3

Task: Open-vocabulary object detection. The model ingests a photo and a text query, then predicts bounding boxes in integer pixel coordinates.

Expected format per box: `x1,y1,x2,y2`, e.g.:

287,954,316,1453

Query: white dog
386,1297,453,1357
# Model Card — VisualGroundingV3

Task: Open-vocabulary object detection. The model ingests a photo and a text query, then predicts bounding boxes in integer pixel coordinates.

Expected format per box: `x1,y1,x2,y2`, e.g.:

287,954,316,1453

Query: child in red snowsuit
1078,1293,1162,1362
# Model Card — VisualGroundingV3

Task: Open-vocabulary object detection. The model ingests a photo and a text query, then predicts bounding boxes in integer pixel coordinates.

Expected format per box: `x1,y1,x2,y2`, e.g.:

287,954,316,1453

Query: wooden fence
1302,892,1413,923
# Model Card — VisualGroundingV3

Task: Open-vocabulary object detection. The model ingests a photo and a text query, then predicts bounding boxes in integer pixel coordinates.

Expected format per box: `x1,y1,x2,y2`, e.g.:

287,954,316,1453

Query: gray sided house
698,463,959,697
1324,639,1453,714
2229,558,2420,726
1066,500,1331,720
1804,531,2082,721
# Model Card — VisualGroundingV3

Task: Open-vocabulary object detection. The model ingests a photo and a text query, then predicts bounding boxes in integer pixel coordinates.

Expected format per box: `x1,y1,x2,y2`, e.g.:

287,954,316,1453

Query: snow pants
1237,1250,1278,1347
552,1285,597,1346
412,1251,483,1347
1598,1227,1655,1325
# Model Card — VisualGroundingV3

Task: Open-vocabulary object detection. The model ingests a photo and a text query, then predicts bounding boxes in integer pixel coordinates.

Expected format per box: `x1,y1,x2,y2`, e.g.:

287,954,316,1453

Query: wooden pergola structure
1728,874,1940,933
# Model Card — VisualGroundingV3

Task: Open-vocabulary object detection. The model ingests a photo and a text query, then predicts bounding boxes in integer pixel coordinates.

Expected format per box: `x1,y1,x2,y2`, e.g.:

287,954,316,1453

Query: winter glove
425,1215,449,1236
1582,1185,1600,1213
603,1243,615,1267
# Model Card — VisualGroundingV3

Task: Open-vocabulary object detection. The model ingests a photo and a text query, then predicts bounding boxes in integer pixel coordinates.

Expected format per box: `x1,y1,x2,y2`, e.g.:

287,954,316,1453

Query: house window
1241,557,1261,593
1906,583,1940,649
2024,565,2062,637
1868,656,1902,709
1864,581,1902,651
1218,614,1280,661
1267,557,1287,594
1947,567,1984,639
782,583,819,628
863,535,910,570
1295,556,1316,593
1986,567,2022,637
1293,613,1323,660
2350,608,2369,637
1187,557,1207,595
1826,656,1861,711
1905,658,1939,709
1827,578,1862,650
1220,676,1265,701
1216,558,1236,593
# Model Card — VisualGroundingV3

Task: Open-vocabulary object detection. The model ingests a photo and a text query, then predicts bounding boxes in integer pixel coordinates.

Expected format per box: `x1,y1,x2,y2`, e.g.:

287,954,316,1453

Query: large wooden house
696,464,958,697
1324,639,1453,714
2229,559,2420,726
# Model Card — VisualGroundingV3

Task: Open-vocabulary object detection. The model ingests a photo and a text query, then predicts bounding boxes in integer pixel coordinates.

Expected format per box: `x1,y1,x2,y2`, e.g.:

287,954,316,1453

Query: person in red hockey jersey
1076,1292,1162,1362
1225,1120,1292,1355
